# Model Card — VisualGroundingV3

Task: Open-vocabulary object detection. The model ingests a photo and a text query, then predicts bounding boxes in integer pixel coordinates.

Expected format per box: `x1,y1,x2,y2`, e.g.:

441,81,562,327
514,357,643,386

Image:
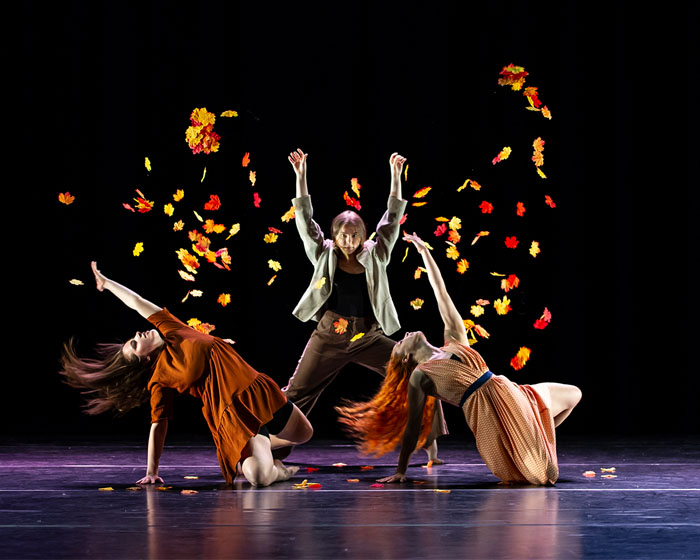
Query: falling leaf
529,241,541,257
314,277,326,289
498,63,529,91
505,236,519,249
424,460,434,468
343,191,361,210
471,231,490,245
510,347,531,370
268,259,282,272
457,259,469,274
501,274,520,292
404,164,409,181
204,195,221,211
479,201,493,214
457,179,470,192
537,168,547,179
220,110,238,117
145,157,151,172
448,217,462,232
516,202,526,216
413,186,432,198
446,246,460,260
492,146,512,165
412,202,428,207
541,106,552,120
58,192,75,205
178,270,196,282
267,275,277,286
532,137,545,167
281,206,296,222
264,233,278,244
173,189,185,201
156,486,173,491
201,168,207,182
203,220,226,234
490,272,506,277
123,203,135,212
476,299,490,305
410,298,424,310
402,247,410,262
134,196,154,213
494,296,512,315
414,266,427,279
470,305,484,317
333,318,348,334
350,332,365,342
249,170,256,186
176,248,200,273
253,193,261,207
226,223,241,239
217,293,231,307
193,211,204,222
544,195,556,208
434,224,447,237
69,279,84,286
399,213,408,225
133,242,144,257
172,220,184,232
351,177,361,198
582,471,596,478
533,308,551,329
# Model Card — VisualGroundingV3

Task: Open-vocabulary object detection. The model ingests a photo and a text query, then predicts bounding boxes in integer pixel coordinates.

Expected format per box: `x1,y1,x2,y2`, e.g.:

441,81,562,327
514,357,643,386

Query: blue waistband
459,370,493,408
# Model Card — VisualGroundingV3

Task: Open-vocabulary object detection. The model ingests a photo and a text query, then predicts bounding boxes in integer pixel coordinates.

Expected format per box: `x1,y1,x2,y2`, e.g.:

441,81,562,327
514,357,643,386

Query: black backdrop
15,1,697,441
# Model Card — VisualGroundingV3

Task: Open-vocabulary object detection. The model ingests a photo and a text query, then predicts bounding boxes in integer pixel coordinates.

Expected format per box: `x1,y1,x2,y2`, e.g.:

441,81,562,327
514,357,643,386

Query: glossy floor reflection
1,436,698,559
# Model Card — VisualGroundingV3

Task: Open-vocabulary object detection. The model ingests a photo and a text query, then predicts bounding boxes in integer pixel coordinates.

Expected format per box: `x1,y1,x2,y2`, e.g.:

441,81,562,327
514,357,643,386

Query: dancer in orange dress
337,234,581,485
61,262,312,487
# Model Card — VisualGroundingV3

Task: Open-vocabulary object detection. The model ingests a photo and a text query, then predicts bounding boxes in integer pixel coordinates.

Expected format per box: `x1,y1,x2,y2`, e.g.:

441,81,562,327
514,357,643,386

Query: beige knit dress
418,340,558,485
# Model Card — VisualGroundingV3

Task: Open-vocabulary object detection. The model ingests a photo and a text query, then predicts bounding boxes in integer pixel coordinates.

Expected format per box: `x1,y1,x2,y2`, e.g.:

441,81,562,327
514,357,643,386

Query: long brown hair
331,211,367,247
60,338,154,415
336,354,436,456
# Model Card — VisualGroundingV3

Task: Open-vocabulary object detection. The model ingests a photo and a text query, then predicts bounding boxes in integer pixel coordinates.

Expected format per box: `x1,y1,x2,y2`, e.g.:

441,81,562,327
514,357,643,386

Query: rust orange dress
146,309,287,483
418,340,558,485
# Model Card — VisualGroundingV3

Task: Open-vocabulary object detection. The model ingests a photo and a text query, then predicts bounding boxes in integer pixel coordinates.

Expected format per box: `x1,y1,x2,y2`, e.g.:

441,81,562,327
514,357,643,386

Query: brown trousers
283,310,448,438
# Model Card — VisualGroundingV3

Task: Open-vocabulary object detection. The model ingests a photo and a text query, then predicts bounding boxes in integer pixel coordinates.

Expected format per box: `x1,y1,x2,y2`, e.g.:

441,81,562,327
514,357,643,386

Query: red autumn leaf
204,194,221,211
123,203,135,212
501,274,520,292
510,347,531,370
253,192,261,207
533,319,549,329
545,195,557,208
505,236,519,249
242,152,251,167
399,213,408,225
413,186,432,198
479,201,493,214
134,197,153,213
516,202,526,216
343,191,361,211
434,224,447,237
268,227,283,234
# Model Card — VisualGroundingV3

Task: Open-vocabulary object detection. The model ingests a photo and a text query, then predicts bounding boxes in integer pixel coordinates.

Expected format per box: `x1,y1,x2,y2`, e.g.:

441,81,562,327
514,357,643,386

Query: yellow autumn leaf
537,167,547,179
494,296,512,315
414,266,427,279
173,220,184,232
145,157,151,172
220,110,238,117
402,247,409,262
268,259,282,272
69,279,84,286
529,241,541,258
446,246,460,260
470,305,484,317
193,211,203,222
226,223,241,239
133,242,144,257
410,298,424,310
164,203,174,216
264,233,278,244
413,186,432,198
314,277,326,289
350,332,365,342
249,170,256,186
412,201,428,207
448,216,461,231
404,164,409,181
173,189,184,201
201,167,207,182
217,293,231,307
281,206,296,222
178,270,196,282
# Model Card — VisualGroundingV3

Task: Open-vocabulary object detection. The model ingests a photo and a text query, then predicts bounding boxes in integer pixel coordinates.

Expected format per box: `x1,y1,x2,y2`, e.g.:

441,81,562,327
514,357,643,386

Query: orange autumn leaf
351,177,361,198
58,192,75,205
264,233,278,244
204,194,221,211
516,202,526,216
501,274,520,292
217,293,231,307
414,266,427,279
532,137,545,167
203,219,226,234
176,248,200,273
413,186,432,198
411,201,428,207
267,275,277,285
343,191,361,210
448,229,461,244
242,152,251,167
281,206,296,222
541,106,552,120
173,189,185,201
410,298,424,310
456,259,469,274
510,347,531,370
498,63,529,91
582,471,596,478
471,231,490,245
333,318,348,334
492,146,512,165
545,195,556,208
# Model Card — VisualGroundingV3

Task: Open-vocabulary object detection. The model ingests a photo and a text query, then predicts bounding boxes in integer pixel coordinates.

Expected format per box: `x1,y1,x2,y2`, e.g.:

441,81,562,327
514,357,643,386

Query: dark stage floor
1,435,698,559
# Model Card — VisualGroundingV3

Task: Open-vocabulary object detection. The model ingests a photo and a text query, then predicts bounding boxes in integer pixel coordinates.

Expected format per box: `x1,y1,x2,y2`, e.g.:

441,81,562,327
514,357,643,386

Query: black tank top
327,267,374,318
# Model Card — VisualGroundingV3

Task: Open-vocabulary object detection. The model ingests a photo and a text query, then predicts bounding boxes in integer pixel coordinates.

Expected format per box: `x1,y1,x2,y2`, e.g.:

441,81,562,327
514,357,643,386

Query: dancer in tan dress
337,234,581,485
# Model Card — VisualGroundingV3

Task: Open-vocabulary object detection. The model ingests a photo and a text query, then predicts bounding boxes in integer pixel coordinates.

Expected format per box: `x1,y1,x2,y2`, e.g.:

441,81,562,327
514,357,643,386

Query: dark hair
59,338,155,415
335,353,436,456
330,211,367,247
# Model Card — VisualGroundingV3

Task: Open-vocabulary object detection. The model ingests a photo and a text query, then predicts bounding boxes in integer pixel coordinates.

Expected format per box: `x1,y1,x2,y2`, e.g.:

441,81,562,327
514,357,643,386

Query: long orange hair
336,354,436,456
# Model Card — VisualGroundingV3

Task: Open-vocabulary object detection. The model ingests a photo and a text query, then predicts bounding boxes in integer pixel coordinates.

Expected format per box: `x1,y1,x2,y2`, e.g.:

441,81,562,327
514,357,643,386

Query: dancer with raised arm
337,233,582,485
282,150,447,462
61,262,312,487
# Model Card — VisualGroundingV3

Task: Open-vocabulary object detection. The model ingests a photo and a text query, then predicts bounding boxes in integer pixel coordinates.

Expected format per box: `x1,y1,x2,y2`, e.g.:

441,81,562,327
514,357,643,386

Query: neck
414,341,442,365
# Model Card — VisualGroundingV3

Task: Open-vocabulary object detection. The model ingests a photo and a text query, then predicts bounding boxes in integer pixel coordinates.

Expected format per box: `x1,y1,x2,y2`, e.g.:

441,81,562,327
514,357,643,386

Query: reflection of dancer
61,262,312,487
283,149,446,461
338,233,582,485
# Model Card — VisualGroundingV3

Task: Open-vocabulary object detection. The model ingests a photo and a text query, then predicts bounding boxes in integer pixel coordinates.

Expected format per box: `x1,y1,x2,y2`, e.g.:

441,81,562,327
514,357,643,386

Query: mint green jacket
291,194,407,336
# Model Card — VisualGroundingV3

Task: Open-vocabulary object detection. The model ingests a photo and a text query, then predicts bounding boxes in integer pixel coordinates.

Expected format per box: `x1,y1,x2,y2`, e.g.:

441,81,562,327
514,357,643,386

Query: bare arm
377,369,428,483
92,261,162,319
136,419,168,484
288,149,308,198
404,234,468,345
389,152,406,200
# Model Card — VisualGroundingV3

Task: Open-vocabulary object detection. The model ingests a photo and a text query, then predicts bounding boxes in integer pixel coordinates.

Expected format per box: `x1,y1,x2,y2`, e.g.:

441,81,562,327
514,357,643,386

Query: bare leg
270,403,313,449
530,382,582,427
240,434,300,487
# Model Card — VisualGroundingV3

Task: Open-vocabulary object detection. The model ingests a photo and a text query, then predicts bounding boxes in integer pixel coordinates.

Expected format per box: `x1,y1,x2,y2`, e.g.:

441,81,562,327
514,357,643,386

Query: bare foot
274,460,299,482
423,440,444,465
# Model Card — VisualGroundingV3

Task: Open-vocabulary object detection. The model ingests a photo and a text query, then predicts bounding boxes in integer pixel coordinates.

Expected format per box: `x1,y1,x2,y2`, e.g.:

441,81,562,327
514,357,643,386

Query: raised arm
389,152,406,200
92,261,162,319
404,234,468,345
288,148,308,198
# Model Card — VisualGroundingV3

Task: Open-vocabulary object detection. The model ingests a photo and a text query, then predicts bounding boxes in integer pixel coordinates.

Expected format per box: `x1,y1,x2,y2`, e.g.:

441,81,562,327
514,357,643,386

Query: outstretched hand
389,152,407,176
377,472,407,484
403,232,428,254
288,149,308,176
91,261,107,291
